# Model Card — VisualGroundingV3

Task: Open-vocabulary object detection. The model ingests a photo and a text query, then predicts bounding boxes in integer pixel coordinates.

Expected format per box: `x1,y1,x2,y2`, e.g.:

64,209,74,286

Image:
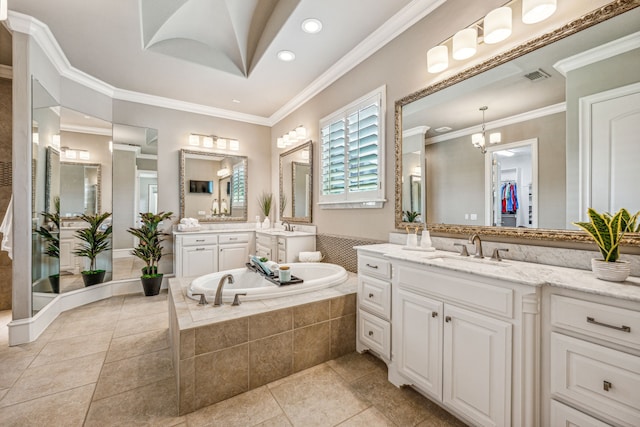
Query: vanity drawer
551,332,640,427
551,295,640,350
255,233,273,248
219,233,249,244
358,276,391,320
358,254,391,280
180,234,218,246
550,400,611,427
359,309,391,360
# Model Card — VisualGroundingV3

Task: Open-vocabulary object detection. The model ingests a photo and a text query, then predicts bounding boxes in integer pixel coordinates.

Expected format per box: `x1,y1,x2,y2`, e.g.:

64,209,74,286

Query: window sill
318,199,386,209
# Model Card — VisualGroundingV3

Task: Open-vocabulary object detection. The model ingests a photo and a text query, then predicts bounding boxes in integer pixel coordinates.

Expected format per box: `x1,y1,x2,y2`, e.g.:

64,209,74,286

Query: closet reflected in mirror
112,124,159,280
279,141,312,223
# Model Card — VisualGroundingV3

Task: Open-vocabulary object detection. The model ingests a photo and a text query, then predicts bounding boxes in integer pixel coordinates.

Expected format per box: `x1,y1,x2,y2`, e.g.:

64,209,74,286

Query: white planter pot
591,259,631,282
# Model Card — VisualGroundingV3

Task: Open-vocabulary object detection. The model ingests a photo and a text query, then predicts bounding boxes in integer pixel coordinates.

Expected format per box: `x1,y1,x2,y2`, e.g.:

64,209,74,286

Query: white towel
298,251,323,262
0,196,12,259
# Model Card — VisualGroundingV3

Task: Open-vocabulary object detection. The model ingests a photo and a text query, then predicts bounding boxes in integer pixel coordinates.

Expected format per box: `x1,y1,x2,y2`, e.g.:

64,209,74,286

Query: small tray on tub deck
265,274,304,286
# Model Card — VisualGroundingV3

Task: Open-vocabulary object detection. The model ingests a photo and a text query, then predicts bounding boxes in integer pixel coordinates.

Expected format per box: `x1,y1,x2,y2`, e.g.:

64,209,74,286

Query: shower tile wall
0,77,12,310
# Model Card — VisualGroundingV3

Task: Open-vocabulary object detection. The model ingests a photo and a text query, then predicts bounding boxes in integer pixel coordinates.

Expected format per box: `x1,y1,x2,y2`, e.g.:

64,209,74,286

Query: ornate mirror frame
395,0,640,245
279,141,313,224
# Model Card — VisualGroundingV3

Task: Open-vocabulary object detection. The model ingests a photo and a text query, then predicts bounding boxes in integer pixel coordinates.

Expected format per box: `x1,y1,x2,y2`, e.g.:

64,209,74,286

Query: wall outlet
470,213,478,220
464,214,469,220
198,210,206,215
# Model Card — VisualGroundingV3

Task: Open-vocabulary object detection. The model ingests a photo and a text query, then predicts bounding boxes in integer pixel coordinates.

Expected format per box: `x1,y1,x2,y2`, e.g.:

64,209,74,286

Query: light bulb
453,28,477,60
522,0,556,24
427,45,448,74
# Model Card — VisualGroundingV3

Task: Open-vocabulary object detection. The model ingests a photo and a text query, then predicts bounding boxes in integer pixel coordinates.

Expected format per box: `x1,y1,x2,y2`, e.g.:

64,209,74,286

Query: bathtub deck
168,273,358,415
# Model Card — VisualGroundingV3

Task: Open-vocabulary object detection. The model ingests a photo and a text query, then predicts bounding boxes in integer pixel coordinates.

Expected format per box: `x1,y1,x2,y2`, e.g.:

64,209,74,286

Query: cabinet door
443,305,512,427
219,243,249,271
182,245,218,277
395,288,443,399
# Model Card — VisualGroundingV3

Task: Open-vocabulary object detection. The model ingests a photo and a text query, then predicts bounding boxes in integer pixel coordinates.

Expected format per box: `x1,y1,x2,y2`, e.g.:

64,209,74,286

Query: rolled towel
298,251,323,262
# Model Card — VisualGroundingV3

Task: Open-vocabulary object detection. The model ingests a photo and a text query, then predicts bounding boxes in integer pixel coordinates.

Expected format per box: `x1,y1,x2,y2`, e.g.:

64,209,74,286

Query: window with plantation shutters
231,161,245,207
319,86,386,209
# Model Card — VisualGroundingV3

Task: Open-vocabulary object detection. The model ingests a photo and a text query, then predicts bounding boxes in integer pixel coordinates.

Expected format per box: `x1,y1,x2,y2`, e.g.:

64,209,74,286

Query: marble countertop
256,230,315,237
173,227,257,235
169,273,357,331
355,244,640,302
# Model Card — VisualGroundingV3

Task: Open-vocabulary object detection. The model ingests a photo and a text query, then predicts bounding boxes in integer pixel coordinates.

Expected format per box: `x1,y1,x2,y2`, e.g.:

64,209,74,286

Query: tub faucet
214,274,234,306
469,234,484,259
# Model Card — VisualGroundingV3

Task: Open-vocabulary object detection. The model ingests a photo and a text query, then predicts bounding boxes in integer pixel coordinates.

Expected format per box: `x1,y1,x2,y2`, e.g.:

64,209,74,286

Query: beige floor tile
416,406,469,426
0,351,105,407
52,312,118,340
105,328,169,363
0,383,94,427
187,386,283,427
0,388,7,401
268,364,369,427
119,292,168,319
350,371,438,427
31,330,113,367
254,413,293,427
113,311,168,338
93,348,173,400
327,352,387,384
85,377,184,427
0,351,36,389
337,407,396,426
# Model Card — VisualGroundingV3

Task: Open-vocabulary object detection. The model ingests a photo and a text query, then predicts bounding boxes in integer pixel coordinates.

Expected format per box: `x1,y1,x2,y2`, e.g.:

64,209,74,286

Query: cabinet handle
368,293,374,298
445,316,452,323
229,238,237,241
368,331,374,336
196,248,205,251
603,380,612,391
432,311,438,318
586,316,631,333
366,263,378,269
196,239,205,242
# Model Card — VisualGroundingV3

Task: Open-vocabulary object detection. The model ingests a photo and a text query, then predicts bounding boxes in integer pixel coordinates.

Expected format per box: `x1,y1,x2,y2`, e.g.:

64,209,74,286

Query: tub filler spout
214,274,235,306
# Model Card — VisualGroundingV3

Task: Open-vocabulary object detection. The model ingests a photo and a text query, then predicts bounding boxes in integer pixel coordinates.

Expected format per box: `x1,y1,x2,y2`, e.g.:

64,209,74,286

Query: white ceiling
9,0,430,121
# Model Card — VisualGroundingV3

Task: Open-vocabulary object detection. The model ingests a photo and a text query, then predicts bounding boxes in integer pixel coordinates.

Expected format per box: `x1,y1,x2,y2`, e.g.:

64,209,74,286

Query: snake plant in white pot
573,208,639,282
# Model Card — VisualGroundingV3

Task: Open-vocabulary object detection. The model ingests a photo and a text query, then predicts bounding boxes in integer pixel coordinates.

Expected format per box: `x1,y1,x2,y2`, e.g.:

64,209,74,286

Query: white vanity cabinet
255,231,315,264
356,251,392,361
389,260,538,427
546,290,640,427
218,233,251,271
174,231,255,277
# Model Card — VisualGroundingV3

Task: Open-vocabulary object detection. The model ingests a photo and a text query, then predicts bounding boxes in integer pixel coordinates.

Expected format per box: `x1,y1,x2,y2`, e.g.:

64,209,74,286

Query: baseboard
8,275,172,345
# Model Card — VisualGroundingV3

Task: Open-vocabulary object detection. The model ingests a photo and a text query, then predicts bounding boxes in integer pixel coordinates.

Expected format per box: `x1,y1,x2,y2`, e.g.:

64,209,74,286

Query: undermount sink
423,254,511,267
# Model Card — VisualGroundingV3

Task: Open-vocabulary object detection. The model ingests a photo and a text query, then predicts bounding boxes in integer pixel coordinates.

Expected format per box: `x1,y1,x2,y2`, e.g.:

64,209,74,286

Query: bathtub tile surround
169,275,359,415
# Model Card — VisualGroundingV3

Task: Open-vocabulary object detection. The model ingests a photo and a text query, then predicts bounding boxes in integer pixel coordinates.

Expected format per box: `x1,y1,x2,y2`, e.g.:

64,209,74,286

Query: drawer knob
603,380,612,392
366,263,379,269
368,293,374,298
432,311,438,318
586,316,631,333
368,330,374,336
445,316,452,323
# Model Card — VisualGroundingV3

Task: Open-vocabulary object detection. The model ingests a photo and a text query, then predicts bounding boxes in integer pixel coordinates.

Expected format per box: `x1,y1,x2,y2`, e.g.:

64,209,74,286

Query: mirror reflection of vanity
179,149,248,222
396,2,640,245
280,141,313,223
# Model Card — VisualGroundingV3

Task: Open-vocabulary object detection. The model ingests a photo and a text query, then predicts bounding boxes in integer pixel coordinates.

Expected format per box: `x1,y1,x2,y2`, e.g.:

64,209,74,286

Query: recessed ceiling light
435,126,452,133
277,50,296,62
301,18,322,34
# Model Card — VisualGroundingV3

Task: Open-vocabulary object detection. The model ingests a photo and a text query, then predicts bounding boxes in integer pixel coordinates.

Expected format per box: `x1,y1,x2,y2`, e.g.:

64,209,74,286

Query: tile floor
0,292,466,426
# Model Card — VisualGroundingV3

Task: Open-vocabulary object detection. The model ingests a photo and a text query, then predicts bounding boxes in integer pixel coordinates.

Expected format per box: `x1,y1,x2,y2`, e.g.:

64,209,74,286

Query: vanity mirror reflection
179,149,248,222
279,141,312,223
396,1,640,244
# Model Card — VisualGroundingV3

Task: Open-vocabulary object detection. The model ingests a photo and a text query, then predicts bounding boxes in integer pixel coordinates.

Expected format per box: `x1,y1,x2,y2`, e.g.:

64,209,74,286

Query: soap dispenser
255,215,261,230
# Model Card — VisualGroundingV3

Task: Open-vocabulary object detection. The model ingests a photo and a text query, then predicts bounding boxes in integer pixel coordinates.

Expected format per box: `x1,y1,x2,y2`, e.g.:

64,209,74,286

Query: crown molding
403,126,430,138
8,1,446,128
268,0,448,125
554,30,640,76
426,102,566,144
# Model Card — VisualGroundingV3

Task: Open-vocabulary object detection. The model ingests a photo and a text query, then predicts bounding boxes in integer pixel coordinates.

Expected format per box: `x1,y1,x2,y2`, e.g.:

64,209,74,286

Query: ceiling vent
524,68,551,82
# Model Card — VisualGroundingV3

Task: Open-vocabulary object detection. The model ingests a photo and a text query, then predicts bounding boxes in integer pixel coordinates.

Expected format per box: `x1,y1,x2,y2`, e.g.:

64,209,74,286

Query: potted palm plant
573,207,639,282
127,211,173,296
73,212,112,286
35,196,60,293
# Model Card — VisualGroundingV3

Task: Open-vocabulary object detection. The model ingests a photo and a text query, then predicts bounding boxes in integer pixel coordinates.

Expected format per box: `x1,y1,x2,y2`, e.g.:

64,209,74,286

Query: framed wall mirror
280,141,312,223
112,124,159,281
179,149,248,222
395,1,640,244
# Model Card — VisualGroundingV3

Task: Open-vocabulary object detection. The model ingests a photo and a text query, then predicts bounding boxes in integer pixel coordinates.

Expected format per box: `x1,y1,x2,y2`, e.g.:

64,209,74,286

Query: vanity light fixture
52,134,61,149
452,28,477,60
427,45,448,73
472,106,501,154
0,0,7,21
217,168,230,177
484,7,512,44
301,18,322,34
296,125,307,140
277,125,308,148
79,150,90,160
229,139,239,151
32,133,39,145
202,136,214,148
188,134,200,146
277,50,296,62
522,0,557,24
277,137,286,148
188,133,239,150
216,138,227,149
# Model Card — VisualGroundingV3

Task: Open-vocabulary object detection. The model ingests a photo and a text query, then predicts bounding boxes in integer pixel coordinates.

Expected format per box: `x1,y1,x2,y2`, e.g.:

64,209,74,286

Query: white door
218,243,249,271
395,288,443,400
581,84,640,216
182,245,218,277
443,304,512,427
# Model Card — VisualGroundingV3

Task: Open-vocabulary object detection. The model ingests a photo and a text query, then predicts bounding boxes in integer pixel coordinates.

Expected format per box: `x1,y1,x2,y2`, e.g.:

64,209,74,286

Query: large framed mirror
280,141,313,223
395,1,640,245
179,149,248,222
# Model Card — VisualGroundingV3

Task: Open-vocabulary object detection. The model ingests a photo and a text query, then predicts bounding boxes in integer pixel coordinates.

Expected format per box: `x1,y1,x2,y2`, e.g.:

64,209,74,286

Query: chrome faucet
214,274,234,306
468,234,484,259
282,221,292,231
